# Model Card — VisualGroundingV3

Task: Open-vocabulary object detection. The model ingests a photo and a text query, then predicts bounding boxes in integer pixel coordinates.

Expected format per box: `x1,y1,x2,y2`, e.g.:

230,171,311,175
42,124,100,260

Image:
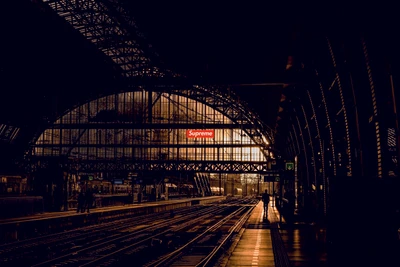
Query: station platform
222,201,276,266
0,196,224,242
223,201,327,267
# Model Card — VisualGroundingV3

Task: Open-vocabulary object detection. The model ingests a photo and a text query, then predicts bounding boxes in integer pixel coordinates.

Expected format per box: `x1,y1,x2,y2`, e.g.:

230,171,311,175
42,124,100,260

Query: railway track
0,198,257,267
79,198,258,267
32,204,225,267
0,204,214,266
146,199,258,267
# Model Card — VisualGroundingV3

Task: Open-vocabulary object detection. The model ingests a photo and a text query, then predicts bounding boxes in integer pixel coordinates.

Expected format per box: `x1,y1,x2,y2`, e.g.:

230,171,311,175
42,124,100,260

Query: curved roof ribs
38,0,273,151
0,124,20,144
41,0,177,78
34,88,273,160
29,90,273,172
167,87,272,157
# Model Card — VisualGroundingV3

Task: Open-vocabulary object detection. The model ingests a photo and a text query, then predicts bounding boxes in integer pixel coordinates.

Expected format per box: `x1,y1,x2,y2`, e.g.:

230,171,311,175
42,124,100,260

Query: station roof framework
29,88,273,173
41,0,178,79
24,0,276,174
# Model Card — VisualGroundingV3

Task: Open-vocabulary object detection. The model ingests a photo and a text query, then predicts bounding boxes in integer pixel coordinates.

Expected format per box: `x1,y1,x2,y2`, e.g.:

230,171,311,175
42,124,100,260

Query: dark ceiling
0,0,291,130
127,1,291,84
0,1,395,133
126,2,294,127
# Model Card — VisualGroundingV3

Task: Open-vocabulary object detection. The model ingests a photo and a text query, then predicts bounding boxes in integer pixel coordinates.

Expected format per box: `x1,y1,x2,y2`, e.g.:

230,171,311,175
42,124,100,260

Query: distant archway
29,86,274,173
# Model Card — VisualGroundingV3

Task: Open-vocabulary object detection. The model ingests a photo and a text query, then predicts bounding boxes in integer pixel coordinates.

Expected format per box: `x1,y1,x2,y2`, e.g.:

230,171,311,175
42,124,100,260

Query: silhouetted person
262,189,270,217
85,188,93,213
151,187,156,201
137,191,142,203
77,191,85,213
53,185,62,212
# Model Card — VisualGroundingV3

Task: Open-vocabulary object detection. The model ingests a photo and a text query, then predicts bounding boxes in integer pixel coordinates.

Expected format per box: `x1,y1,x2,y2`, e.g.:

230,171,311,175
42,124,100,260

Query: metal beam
33,143,264,148
30,158,272,174
49,123,256,129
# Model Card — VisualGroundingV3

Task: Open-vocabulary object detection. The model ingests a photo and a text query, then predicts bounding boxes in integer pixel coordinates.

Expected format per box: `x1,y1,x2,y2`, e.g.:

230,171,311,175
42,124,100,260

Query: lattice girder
31,0,277,174
30,159,271,173
41,0,165,77
37,0,273,145
169,87,273,152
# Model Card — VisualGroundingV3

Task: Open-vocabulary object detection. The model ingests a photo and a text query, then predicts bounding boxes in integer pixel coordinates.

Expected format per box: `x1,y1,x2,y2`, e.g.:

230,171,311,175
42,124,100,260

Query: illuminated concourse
32,89,271,171
28,88,272,207
0,1,399,266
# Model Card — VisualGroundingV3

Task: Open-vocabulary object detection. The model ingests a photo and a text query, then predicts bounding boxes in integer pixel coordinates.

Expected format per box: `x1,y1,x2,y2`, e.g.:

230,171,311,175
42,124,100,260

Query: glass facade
32,91,268,163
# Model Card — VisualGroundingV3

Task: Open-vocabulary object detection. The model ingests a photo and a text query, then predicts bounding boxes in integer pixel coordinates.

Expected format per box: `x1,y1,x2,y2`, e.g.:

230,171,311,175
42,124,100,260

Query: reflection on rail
0,197,258,267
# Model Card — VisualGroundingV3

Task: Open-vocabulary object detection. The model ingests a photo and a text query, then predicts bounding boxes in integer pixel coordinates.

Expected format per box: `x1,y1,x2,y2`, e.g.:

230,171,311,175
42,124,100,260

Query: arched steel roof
24,0,276,170
28,88,275,173
29,85,273,157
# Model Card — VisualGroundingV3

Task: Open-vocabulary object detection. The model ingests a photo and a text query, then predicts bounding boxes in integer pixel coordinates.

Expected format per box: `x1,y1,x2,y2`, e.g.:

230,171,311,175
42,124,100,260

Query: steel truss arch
29,0,275,174
39,0,177,78
28,85,273,156
32,0,274,158
28,87,272,173
166,86,274,148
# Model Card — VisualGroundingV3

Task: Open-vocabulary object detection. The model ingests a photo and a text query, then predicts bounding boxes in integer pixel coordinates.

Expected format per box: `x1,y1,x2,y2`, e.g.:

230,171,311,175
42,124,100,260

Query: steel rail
31,205,221,267
78,205,232,267
149,206,248,267
0,205,201,260
197,200,258,267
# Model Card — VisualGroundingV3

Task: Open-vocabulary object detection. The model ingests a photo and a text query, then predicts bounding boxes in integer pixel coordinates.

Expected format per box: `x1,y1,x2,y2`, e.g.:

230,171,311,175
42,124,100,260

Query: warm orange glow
186,130,215,138
33,91,268,163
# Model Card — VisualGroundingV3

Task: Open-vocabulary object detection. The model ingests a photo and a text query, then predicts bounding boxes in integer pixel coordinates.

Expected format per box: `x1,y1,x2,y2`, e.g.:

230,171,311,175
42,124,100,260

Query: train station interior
0,1,399,266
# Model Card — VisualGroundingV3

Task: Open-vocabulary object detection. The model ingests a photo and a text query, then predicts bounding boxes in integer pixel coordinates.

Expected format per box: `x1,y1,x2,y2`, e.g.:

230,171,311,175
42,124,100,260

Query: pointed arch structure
29,0,275,174
29,86,273,173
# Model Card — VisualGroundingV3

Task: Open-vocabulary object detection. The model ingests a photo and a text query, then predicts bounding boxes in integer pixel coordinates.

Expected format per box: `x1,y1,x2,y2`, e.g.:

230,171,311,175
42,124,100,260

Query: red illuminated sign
186,130,215,138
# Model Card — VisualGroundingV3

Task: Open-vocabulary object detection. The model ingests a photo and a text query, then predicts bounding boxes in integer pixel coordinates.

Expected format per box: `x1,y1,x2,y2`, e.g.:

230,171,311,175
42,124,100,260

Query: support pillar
219,173,222,195
63,172,68,211
231,174,234,196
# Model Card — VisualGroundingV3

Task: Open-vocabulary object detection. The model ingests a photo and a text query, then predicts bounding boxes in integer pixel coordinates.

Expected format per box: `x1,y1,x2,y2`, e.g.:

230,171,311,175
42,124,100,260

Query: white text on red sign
186,130,215,138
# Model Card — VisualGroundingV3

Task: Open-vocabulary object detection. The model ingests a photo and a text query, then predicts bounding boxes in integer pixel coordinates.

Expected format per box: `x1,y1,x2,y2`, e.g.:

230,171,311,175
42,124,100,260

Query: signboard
264,173,280,182
186,130,214,138
285,162,294,171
